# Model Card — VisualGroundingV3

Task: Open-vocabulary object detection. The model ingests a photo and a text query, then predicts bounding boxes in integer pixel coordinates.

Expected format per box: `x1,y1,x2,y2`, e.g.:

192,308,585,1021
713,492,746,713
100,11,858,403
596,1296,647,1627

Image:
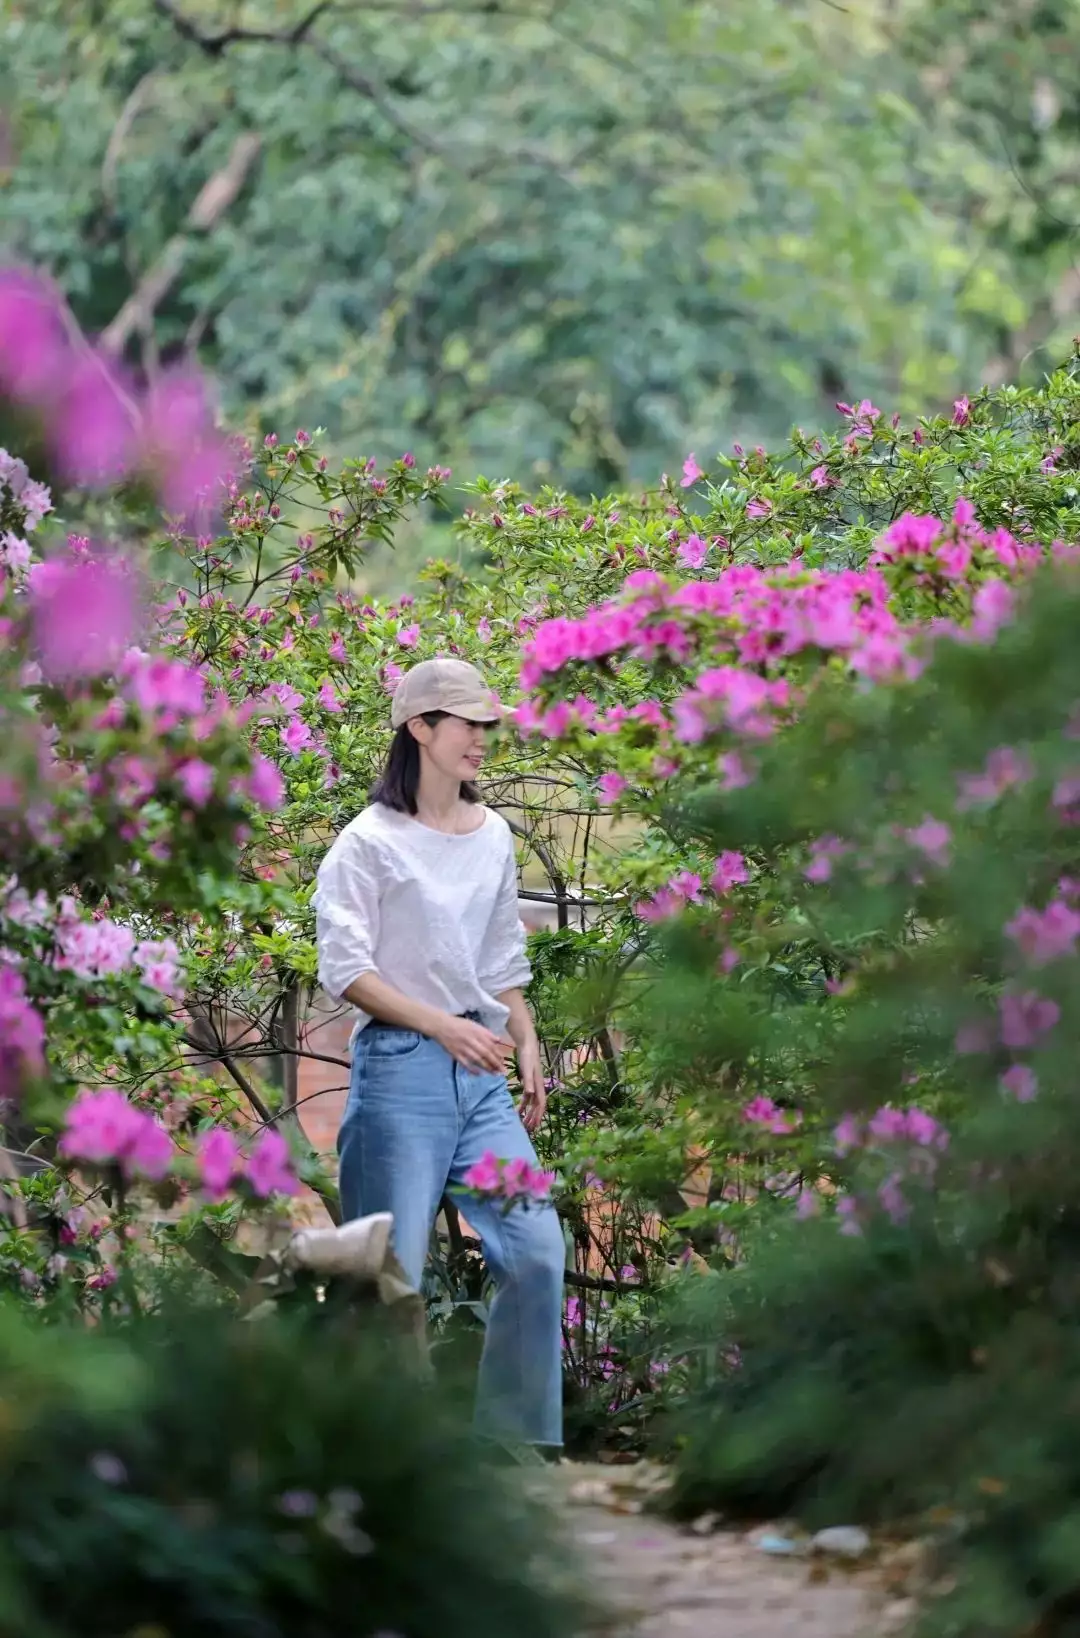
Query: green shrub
0,1299,585,1638
638,562,1080,1635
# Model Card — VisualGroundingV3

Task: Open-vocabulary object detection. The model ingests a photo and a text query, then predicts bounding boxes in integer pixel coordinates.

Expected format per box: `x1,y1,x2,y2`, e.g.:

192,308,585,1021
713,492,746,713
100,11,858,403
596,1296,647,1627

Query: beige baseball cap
390,656,503,729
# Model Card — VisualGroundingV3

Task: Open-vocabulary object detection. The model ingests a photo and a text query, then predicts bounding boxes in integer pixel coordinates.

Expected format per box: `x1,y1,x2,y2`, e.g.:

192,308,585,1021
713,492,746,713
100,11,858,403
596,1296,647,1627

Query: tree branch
100,131,262,358
152,0,332,53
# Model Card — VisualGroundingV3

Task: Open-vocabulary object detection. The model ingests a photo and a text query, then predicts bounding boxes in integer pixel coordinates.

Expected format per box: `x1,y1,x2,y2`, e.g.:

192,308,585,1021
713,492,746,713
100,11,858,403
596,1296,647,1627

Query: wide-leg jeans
337,1022,564,1447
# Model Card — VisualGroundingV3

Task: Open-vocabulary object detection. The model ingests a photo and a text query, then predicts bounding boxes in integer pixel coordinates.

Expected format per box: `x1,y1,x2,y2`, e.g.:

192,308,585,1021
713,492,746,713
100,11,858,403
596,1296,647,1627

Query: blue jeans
338,1023,564,1447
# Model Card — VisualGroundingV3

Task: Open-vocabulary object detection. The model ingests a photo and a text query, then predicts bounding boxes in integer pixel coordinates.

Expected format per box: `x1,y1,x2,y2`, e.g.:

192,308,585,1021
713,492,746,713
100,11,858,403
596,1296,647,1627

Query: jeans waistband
370,1011,479,1031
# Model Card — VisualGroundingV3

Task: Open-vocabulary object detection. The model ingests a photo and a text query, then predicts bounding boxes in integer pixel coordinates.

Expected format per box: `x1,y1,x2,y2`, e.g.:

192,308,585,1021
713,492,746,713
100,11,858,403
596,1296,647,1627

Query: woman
313,655,564,1450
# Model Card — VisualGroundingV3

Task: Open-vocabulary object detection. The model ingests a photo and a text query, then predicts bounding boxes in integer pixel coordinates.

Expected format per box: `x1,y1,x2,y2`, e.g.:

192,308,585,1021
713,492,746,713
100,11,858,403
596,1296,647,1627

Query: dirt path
533,1463,915,1638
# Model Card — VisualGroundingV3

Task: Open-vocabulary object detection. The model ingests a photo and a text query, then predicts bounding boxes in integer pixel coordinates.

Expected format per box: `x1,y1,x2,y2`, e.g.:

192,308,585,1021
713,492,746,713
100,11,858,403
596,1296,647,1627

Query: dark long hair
370,711,482,815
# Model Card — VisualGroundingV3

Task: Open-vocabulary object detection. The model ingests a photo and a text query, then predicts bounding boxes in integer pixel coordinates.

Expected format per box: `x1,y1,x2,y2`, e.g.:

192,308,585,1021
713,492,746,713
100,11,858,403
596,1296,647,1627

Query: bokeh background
3,0,1076,587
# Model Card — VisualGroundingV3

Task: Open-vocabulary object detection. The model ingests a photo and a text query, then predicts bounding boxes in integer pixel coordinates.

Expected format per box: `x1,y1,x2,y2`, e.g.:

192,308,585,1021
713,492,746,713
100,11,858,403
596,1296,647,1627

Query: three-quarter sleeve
477,829,532,996
313,831,383,1001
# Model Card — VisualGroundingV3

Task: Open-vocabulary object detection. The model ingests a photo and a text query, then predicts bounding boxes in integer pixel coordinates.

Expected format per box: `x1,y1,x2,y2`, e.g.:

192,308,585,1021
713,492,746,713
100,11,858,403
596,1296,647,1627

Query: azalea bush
0,1296,584,1638
0,271,313,1309
625,559,1080,1635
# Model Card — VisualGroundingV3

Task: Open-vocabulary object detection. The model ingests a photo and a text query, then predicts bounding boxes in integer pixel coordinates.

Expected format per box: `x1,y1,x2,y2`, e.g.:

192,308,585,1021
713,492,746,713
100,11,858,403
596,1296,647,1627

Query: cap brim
447,696,506,723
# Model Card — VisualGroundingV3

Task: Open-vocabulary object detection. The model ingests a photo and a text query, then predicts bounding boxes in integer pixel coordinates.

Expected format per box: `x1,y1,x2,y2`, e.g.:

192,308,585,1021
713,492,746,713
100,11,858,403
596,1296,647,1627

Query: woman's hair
369,710,482,815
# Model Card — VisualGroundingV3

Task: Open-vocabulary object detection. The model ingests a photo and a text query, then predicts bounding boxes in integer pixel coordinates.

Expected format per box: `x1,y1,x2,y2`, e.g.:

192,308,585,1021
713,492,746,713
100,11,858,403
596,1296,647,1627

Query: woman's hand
433,1014,506,1074
516,1041,548,1133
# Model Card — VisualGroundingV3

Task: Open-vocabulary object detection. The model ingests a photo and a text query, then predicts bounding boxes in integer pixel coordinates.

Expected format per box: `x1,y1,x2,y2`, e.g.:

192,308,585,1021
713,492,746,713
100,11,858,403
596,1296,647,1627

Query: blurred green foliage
4,0,1079,519
0,1296,584,1638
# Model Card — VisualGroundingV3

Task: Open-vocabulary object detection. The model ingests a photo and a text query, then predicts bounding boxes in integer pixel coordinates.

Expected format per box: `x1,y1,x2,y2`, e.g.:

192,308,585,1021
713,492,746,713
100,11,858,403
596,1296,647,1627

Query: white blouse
313,803,532,1039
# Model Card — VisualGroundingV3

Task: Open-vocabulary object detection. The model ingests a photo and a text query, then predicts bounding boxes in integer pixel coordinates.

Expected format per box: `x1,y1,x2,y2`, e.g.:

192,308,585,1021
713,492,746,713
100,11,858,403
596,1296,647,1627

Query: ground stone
531,1462,907,1638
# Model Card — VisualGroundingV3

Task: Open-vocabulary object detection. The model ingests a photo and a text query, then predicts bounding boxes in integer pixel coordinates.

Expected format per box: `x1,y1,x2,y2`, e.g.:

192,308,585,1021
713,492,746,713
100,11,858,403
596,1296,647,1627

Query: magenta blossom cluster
60,1088,174,1181
0,268,233,522
461,1149,555,1204
517,560,917,724
742,1095,802,1135
195,1125,298,1202
50,897,183,998
635,850,749,921
832,1104,949,1232
61,1087,299,1198
955,983,1062,1105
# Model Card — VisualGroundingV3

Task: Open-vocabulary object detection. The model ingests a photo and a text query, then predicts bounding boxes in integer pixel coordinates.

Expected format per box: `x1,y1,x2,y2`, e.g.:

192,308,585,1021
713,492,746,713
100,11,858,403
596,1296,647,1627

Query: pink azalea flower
281,717,314,755
28,551,138,680
317,680,343,714
668,870,703,903
0,966,45,1091
328,632,348,663
175,758,215,807
955,1018,993,1055
597,771,629,805
904,1108,948,1149
745,496,772,519
681,454,703,488
833,1113,862,1156
952,396,971,427
1000,1064,1038,1103
51,353,136,486
383,662,403,692
836,1195,863,1235
999,991,1060,1050
905,817,951,867
246,1128,299,1197
809,465,833,488
397,623,420,648
1005,900,1080,966
710,850,748,894
246,754,285,811
60,1088,175,1181
0,268,69,401
198,1127,242,1203
676,533,709,570
463,1151,502,1193
868,1106,908,1143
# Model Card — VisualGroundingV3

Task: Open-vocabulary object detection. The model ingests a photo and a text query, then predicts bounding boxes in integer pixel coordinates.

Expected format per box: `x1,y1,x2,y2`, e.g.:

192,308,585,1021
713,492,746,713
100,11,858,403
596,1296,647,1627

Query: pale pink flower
1000,1064,1038,1103
328,632,348,663
1005,900,1080,966
745,496,772,519
955,1018,992,1055
317,680,343,714
952,396,971,427
833,1113,862,1156
999,990,1060,1050
905,817,951,867
397,623,420,648
868,1106,908,1143
681,454,703,488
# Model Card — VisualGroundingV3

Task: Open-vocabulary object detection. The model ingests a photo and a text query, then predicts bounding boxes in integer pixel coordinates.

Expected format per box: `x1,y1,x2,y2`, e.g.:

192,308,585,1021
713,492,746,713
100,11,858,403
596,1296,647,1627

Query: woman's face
411,713,490,781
